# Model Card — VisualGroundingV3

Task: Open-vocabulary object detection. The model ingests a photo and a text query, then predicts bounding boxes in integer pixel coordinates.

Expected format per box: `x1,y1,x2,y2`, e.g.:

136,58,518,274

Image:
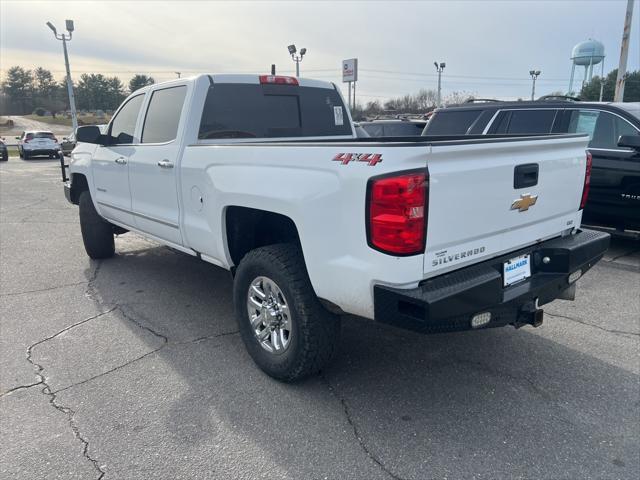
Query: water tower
568,39,605,94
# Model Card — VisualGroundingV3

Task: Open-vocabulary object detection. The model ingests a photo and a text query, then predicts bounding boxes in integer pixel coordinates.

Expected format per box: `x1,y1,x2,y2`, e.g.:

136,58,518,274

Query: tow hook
512,300,544,329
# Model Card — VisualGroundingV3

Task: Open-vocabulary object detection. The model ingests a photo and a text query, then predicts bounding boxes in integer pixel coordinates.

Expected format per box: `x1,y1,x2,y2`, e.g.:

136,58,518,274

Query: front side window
141,86,187,143
109,94,145,145
589,111,639,149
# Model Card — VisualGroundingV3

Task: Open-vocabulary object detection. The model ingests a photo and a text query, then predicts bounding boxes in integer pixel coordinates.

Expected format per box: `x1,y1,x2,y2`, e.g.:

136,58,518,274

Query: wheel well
70,173,89,205
226,206,301,266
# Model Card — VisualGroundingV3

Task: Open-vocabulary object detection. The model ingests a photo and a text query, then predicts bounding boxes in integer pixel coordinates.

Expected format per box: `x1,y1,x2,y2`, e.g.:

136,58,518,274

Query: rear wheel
79,191,115,259
234,244,341,382
23,151,29,160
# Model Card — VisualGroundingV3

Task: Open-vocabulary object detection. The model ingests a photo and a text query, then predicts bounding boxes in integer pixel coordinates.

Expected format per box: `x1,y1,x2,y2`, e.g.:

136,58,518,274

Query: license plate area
503,254,531,287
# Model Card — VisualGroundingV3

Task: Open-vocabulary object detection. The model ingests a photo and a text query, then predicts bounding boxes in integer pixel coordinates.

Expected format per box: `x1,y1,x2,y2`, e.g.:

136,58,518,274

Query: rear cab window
198,82,352,139
423,109,482,135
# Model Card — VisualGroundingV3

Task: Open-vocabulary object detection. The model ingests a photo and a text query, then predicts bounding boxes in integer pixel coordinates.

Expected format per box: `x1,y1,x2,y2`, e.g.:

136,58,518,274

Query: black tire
23,151,29,160
79,191,115,259
234,244,341,382
1,152,7,162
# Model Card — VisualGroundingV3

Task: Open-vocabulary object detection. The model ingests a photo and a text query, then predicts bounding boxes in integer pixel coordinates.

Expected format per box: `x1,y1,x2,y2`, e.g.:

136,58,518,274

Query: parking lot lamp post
288,44,307,77
529,70,541,101
434,62,445,107
47,20,78,131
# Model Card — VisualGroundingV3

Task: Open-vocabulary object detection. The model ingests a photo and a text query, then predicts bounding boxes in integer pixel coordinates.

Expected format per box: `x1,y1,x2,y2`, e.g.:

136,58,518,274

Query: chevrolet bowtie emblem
511,194,538,212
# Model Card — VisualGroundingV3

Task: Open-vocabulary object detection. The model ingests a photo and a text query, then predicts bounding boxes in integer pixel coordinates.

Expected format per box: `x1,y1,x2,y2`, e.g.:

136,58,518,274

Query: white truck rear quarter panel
180,143,428,318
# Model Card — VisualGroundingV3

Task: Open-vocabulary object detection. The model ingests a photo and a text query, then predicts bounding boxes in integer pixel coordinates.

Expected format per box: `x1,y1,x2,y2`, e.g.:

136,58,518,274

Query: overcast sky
1,0,638,102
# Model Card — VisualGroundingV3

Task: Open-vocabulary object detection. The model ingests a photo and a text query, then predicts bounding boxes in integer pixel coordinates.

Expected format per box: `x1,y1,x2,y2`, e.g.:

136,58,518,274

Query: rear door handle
114,157,127,165
157,160,174,169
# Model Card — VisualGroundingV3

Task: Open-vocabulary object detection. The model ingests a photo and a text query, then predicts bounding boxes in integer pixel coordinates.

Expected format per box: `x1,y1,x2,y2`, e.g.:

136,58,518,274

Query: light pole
46,20,78,131
175,71,181,79
434,62,445,107
529,70,541,101
288,44,307,77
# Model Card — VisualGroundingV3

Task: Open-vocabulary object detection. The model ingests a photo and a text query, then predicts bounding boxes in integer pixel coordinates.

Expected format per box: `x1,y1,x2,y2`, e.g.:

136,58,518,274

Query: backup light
471,312,492,328
568,270,582,283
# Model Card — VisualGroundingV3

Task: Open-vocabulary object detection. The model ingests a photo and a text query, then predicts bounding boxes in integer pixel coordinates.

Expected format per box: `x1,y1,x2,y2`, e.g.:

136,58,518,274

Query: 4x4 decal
333,153,383,166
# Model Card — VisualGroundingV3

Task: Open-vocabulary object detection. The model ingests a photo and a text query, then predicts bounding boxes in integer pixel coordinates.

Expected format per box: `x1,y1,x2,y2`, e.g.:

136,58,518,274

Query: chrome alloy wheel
247,276,292,354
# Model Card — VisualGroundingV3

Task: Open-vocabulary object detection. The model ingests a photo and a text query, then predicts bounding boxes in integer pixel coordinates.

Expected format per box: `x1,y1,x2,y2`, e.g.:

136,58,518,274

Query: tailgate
424,135,589,277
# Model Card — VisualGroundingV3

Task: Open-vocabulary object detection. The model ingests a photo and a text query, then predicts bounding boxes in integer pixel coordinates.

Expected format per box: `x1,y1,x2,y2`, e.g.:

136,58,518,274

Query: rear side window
198,83,352,139
503,110,557,134
141,86,187,143
109,94,145,145
423,110,482,135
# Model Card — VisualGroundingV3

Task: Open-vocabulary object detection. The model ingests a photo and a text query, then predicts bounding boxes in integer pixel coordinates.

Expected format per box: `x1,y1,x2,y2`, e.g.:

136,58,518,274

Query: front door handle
114,157,127,165
157,160,174,169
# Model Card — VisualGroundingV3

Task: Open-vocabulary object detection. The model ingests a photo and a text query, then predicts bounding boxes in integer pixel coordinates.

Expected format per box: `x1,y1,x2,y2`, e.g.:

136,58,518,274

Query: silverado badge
511,193,538,212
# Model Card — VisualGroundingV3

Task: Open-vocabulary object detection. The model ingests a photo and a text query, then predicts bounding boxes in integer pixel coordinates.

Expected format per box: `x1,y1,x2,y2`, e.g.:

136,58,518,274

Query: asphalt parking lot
1,157,639,480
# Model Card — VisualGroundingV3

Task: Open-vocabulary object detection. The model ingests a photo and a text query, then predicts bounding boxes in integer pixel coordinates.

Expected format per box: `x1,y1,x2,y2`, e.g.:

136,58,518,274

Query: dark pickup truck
423,100,640,232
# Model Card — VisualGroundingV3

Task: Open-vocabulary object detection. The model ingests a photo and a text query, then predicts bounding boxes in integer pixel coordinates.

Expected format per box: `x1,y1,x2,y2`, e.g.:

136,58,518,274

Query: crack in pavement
0,381,43,398
320,374,407,480
546,312,639,337
52,329,240,395
1,281,89,297
25,308,116,480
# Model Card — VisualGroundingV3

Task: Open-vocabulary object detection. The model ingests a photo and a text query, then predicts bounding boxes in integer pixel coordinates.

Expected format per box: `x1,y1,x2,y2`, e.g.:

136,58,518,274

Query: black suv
423,99,640,232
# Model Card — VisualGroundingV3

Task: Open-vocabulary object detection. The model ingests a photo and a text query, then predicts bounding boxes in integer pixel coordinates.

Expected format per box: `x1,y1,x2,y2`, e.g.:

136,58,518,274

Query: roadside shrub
33,107,46,116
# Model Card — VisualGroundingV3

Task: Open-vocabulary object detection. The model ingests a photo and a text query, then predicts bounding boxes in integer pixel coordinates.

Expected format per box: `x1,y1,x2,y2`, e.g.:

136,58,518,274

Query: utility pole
529,70,541,100
288,44,307,77
614,0,634,102
46,20,78,131
175,72,181,78
434,62,445,107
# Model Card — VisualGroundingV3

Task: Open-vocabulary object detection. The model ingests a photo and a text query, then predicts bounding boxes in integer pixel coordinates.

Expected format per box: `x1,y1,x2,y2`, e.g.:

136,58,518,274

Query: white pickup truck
64,74,609,381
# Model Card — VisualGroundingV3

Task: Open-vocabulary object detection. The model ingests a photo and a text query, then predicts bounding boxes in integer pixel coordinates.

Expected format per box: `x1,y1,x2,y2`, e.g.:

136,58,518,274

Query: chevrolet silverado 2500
63,74,610,381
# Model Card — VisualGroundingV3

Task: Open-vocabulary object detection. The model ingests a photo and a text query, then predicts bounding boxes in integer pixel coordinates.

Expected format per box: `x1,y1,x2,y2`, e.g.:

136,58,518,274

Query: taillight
580,151,592,209
367,171,428,255
259,75,299,86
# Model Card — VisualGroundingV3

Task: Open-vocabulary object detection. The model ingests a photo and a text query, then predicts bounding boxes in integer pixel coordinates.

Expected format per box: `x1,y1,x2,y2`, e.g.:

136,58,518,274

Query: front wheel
234,244,341,382
79,191,115,259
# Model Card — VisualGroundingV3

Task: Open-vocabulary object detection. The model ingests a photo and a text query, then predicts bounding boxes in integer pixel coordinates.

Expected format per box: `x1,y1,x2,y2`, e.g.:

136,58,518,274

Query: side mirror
76,125,102,144
618,135,640,151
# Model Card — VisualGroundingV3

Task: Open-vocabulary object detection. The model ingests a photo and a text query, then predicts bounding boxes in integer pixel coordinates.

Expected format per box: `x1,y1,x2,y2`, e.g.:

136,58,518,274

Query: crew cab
424,100,640,232
17,130,61,159
63,74,609,381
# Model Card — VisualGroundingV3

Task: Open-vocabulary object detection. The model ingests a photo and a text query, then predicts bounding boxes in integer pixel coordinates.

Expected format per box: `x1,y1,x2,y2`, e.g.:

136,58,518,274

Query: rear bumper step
374,229,610,334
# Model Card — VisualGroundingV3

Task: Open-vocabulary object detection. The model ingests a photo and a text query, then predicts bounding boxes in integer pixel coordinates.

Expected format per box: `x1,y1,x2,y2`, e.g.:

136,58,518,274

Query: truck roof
136,74,337,93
